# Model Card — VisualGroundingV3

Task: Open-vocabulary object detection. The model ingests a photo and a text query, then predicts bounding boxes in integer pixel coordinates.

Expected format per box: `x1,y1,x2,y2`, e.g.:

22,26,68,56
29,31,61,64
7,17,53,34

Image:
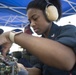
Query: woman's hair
27,0,62,21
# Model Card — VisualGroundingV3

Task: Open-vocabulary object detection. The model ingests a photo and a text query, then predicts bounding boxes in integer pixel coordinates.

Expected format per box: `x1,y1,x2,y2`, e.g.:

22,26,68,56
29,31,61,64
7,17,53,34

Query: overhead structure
62,0,76,17
0,0,76,28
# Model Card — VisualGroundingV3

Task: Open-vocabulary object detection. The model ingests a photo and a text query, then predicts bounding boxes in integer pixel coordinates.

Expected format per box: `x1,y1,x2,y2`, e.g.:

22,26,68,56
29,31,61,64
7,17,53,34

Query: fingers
2,42,12,57
17,63,28,75
2,47,9,57
0,32,12,57
17,63,26,70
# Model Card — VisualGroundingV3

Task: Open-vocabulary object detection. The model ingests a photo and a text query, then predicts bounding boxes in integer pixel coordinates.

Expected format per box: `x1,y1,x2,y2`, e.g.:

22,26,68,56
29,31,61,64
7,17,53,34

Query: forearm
15,33,75,70
26,67,42,75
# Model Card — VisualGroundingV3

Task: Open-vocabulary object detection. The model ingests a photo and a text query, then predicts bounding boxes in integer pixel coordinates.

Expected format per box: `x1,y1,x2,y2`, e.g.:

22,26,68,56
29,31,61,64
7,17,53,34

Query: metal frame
0,3,28,28
0,0,76,28
62,0,76,15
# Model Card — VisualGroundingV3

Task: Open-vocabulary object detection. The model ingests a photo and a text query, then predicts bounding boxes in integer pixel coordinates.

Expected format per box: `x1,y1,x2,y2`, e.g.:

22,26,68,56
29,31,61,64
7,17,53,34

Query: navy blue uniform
34,23,76,75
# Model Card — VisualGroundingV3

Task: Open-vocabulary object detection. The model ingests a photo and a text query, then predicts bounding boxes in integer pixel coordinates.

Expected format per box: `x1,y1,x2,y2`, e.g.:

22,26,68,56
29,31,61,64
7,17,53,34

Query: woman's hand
17,63,29,75
17,63,27,71
0,32,12,57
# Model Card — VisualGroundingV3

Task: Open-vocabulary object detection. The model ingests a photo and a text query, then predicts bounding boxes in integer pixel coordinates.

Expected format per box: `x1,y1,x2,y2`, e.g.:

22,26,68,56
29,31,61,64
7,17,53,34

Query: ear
45,5,58,21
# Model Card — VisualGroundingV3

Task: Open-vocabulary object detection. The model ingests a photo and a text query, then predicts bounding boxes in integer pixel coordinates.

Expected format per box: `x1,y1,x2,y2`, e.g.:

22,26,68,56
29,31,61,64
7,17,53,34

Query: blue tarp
0,0,76,28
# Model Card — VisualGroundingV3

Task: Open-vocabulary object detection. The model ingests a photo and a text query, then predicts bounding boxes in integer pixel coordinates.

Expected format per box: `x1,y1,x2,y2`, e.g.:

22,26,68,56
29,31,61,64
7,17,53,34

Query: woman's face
27,8,50,35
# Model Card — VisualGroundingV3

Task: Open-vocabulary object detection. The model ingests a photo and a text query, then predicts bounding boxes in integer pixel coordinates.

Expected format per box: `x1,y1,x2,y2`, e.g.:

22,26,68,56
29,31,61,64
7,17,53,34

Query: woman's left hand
17,63,29,75
0,32,12,57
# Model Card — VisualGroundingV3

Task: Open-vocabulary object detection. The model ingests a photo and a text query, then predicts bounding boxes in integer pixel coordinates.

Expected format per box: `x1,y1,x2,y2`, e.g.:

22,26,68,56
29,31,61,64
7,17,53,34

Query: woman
0,0,76,75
